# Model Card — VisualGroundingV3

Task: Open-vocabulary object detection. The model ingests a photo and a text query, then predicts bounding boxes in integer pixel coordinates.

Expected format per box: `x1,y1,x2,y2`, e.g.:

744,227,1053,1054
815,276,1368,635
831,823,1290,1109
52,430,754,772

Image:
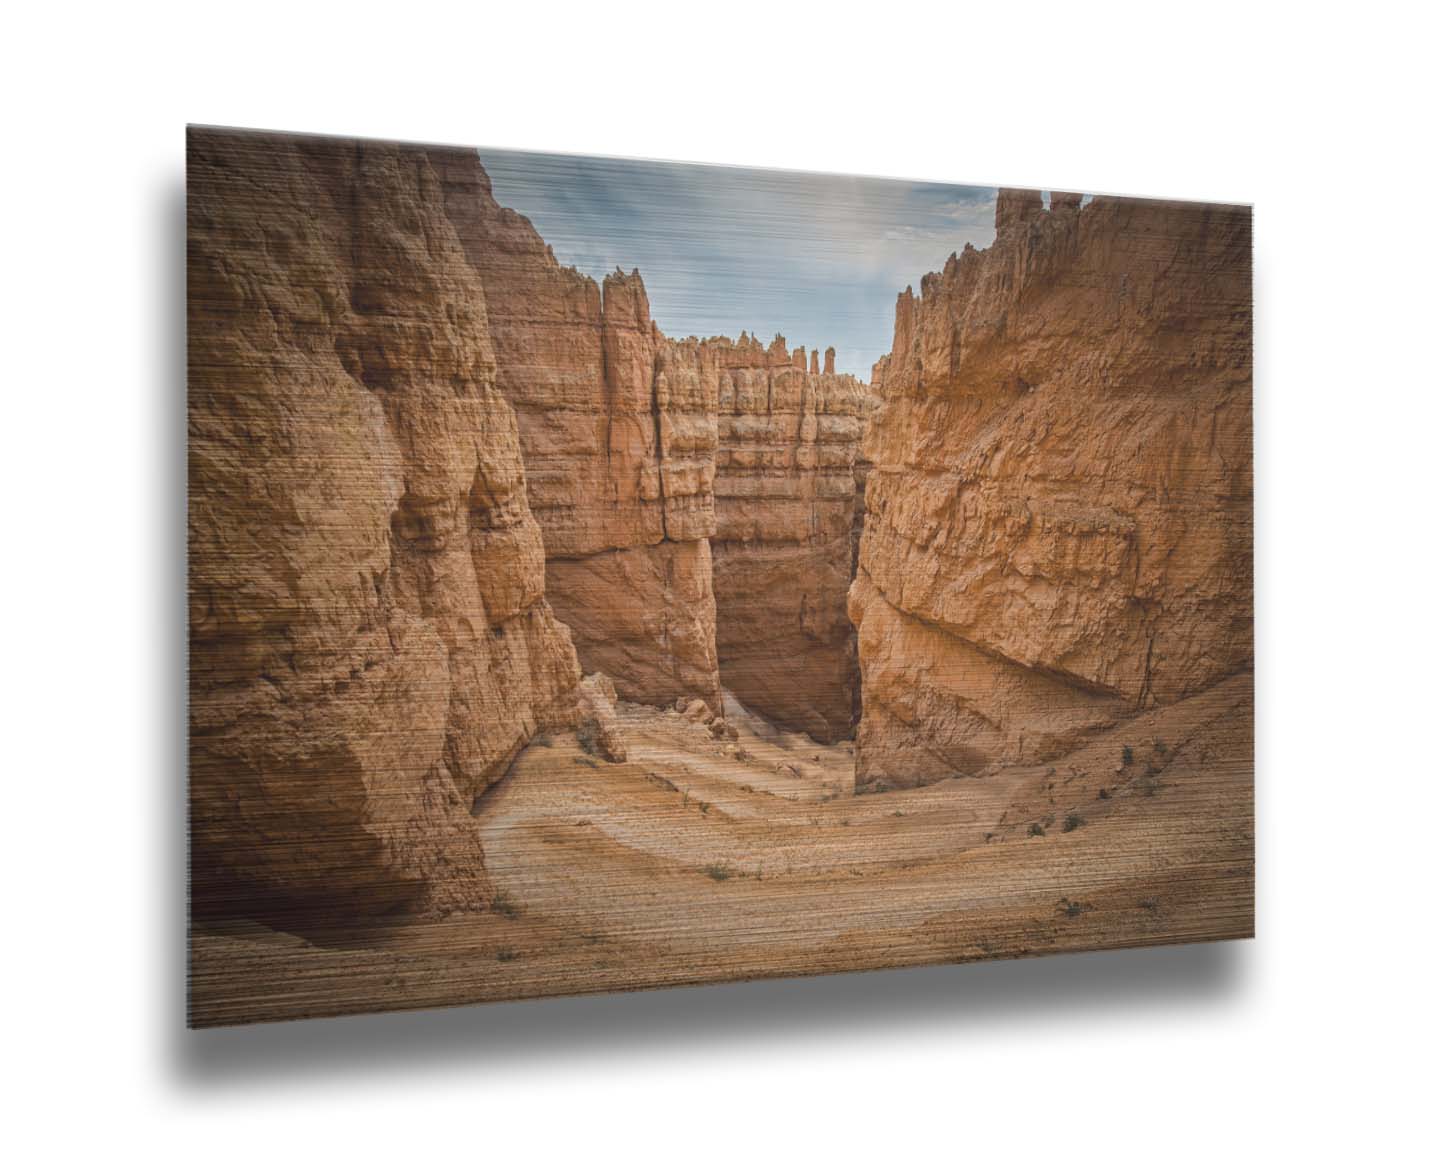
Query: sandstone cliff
432,151,722,711
850,189,1252,790
188,129,581,920
702,333,870,741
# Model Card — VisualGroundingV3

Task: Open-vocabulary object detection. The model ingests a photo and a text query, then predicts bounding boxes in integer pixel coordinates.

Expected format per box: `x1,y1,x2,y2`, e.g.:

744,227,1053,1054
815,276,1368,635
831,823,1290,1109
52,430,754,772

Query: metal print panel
187,125,1253,1027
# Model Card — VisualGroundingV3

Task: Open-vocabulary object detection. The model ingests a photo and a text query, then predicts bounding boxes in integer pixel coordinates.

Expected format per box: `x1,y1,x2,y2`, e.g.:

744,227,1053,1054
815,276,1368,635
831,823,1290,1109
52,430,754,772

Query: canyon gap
433,147,869,734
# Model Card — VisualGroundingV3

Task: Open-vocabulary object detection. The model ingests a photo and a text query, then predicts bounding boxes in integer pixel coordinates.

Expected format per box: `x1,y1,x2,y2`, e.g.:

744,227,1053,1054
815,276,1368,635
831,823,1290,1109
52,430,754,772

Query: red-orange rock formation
698,334,870,741
850,189,1252,790
433,152,722,711
188,128,581,920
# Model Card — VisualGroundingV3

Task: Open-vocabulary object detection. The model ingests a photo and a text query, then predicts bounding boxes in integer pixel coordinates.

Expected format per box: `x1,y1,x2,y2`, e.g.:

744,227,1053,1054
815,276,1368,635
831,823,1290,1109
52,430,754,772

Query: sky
477,148,1000,380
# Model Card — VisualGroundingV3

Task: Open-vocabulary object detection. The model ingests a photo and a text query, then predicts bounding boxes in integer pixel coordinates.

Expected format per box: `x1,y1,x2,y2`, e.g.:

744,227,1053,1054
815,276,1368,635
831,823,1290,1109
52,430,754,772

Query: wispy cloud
477,148,998,379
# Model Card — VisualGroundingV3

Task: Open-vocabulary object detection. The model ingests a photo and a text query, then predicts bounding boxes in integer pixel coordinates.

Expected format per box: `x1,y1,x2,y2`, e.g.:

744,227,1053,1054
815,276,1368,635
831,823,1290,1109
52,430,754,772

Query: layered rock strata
188,128,581,920
433,151,722,711
850,189,1253,790
703,333,870,741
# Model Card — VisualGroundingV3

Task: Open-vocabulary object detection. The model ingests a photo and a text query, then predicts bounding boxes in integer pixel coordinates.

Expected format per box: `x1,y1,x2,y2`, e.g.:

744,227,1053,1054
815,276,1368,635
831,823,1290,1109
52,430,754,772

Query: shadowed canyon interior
187,128,1252,1024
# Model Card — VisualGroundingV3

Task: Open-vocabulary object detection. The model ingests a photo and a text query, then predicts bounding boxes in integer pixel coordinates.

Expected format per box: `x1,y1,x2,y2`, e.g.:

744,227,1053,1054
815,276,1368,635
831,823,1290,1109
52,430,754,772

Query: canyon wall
433,150,874,725
188,129,582,920
704,333,870,741
850,189,1253,790
433,151,721,711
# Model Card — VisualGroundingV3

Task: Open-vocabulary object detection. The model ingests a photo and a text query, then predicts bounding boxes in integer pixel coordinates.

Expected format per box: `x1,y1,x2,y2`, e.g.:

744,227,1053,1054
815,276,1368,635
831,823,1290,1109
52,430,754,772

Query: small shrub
532,732,554,748
1058,898,1083,918
1121,744,1135,767
703,863,733,881
1097,788,1111,800
1027,822,1046,837
576,719,601,757
496,947,518,962
491,890,520,919
1062,813,1085,833
698,800,710,815
573,755,598,769
1153,738,1169,758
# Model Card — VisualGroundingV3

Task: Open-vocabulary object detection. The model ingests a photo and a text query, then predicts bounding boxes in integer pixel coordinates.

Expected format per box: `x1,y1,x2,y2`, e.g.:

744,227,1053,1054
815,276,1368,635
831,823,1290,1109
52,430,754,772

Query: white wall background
3,2,1435,1146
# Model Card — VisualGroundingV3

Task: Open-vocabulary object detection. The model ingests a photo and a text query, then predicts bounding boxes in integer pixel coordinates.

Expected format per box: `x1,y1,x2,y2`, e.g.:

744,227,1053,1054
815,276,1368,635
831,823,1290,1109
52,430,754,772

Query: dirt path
190,677,1253,1026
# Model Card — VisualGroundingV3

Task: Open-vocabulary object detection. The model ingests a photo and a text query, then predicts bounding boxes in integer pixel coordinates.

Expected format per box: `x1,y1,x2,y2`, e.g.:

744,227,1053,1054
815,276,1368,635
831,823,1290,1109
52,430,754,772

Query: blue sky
477,148,999,380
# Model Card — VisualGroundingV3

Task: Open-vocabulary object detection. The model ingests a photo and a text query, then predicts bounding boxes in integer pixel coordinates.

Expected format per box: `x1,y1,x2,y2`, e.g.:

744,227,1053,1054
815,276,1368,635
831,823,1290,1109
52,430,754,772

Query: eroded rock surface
188,129,581,920
705,334,871,741
850,189,1252,790
434,150,722,711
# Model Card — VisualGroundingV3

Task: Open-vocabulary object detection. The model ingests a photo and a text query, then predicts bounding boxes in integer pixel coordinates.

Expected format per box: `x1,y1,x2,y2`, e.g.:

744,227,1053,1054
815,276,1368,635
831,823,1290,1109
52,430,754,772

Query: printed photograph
187,125,1253,1027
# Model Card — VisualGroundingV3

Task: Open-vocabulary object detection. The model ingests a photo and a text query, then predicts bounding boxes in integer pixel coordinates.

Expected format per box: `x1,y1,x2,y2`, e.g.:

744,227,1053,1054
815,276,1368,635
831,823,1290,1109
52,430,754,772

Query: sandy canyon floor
190,681,1252,1027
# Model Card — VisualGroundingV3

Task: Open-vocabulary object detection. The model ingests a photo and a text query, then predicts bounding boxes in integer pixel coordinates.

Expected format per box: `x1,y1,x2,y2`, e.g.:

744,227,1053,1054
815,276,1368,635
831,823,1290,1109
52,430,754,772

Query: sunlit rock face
188,129,581,920
850,189,1253,791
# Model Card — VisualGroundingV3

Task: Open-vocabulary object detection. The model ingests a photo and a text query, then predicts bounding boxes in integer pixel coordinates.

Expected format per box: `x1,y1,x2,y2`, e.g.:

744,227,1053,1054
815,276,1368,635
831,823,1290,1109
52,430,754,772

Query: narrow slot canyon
436,142,876,741
187,128,1252,1025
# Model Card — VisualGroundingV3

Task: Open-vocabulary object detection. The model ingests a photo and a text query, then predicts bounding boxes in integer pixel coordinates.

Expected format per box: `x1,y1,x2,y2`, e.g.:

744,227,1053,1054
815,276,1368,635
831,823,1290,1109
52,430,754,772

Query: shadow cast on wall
172,941,1246,1086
